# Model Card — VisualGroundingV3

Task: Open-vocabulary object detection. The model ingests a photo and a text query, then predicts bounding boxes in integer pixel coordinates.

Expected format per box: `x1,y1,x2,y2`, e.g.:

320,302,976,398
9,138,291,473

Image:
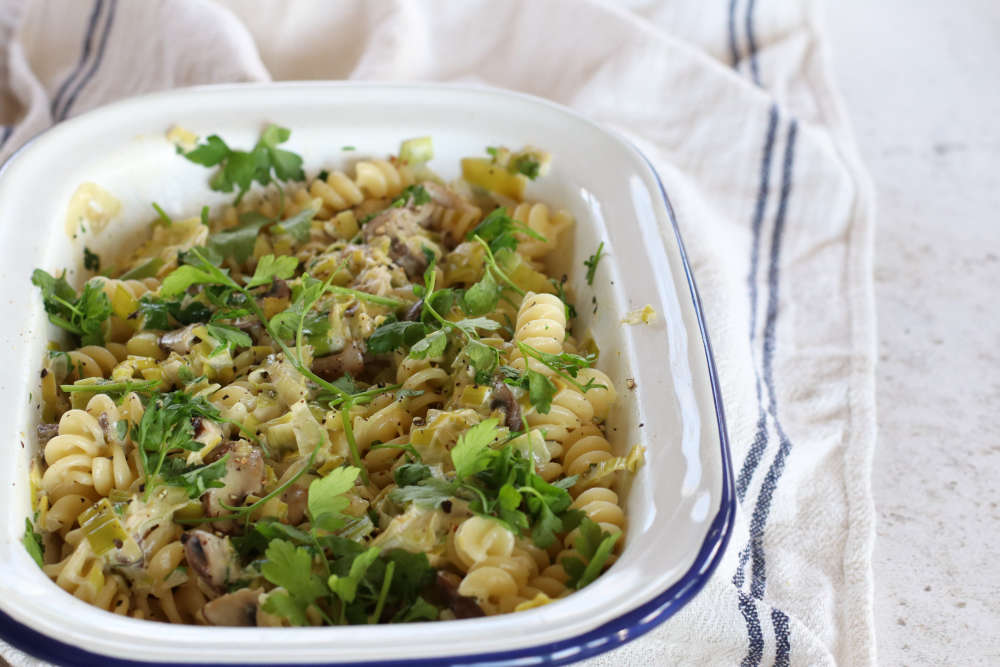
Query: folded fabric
0,1,877,665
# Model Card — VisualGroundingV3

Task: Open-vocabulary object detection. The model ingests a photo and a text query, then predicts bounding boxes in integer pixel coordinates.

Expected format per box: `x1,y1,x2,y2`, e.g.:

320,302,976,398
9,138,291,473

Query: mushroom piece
202,588,262,626
490,379,523,432
180,530,236,594
362,207,435,280
159,323,201,355
281,485,308,525
201,441,266,531
403,299,424,322
311,340,365,381
36,423,59,447
433,571,485,619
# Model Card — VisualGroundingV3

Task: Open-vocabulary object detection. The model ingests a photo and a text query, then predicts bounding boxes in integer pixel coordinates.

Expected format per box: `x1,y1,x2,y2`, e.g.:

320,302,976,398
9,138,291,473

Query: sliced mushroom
311,341,365,381
263,279,291,300
203,588,262,626
362,207,434,280
403,299,424,322
281,485,308,526
433,571,485,619
491,379,523,432
231,316,267,345
159,324,201,354
180,530,235,594
36,423,59,447
201,441,265,532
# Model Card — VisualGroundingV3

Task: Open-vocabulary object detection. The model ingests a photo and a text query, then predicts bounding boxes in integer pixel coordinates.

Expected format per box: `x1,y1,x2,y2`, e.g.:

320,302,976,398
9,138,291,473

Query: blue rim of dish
0,130,734,667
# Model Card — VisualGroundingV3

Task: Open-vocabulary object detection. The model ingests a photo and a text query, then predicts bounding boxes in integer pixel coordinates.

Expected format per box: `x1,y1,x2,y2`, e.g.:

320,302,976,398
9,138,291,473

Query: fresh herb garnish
83,247,100,272
129,391,229,500
22,519,44,567
467,207,545,255
560,518,621,589
31,269,112,346
584,242,605,286
181,124,305,204
391,418,580,548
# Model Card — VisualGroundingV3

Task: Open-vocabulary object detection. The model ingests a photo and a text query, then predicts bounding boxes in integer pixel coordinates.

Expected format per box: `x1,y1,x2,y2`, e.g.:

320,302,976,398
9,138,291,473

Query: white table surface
826,2,1000,665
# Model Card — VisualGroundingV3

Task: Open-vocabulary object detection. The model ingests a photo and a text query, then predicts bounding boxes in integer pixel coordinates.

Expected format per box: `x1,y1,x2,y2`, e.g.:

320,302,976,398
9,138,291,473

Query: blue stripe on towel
59,0,117,120
728,0,740,68
735,104,779,502
745,0,761,85
51,0,103,120
735,118,799,666
0,126,12,149
738,591,764,667
773,608,791,666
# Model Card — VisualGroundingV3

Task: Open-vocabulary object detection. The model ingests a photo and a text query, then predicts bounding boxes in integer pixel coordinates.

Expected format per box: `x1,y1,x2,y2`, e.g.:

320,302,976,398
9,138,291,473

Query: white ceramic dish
0,83,733,666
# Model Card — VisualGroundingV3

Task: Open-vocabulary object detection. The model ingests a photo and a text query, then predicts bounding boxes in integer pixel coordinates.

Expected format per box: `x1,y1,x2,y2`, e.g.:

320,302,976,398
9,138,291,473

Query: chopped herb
151,202,173,226
83,247,100,272
22,519,43,567
510,155,541,179
584,242,605,286
560,518,621,589
31,269,112,346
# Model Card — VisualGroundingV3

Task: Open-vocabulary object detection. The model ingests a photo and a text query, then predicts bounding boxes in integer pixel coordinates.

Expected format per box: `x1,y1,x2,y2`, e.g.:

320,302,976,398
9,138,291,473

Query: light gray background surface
826,2,1000,664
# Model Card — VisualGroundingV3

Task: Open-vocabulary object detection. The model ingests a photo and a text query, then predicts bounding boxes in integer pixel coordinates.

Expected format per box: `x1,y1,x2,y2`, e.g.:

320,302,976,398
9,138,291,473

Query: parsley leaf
561,518,621,589
160,263,231,297
245,254,299,289
136,294,212,330
160,453,230,498
389,477,455,508
327,546,379,604
182,125,304,204
584,241,605,286
261,539,328,603
462,339,499,383
451,418,500,480
131,391,225,500
367,320,429,354
273,207,316,243
261,590,308,626
308,466,361,532
389,184,431,208
119,257,165,280
467,207,546,254
205,323,252,356
510,155,541,179
526,370,557,414
31,269,112,345
461,269,500,316
22,519,43,567
207,213,270,264
408,329,448,360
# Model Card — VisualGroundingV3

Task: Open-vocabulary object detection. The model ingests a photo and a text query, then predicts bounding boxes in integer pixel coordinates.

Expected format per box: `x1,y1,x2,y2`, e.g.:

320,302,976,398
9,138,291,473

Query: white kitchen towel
0,1,877,665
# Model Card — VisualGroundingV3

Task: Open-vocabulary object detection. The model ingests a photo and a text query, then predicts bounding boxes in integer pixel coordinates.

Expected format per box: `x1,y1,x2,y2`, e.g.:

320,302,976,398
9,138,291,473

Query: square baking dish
0,82,734,665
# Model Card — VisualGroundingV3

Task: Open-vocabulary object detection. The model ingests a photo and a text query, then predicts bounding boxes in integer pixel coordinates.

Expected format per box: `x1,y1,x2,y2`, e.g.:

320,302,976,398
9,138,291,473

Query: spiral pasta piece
353,159,414,199
310,170,365,211
510,203,573,260
395,357,449,414
511,292,566,375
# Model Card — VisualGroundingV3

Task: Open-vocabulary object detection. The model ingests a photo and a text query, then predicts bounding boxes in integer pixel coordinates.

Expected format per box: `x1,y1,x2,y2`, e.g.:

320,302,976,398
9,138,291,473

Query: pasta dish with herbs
24,128,641,626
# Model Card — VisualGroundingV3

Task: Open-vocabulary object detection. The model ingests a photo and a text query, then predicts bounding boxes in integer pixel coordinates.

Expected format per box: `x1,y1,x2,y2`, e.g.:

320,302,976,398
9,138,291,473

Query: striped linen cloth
0,1,877,665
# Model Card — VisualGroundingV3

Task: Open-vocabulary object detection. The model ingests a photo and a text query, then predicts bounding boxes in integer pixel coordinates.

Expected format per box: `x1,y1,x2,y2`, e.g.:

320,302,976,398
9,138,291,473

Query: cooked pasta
25,130,638,626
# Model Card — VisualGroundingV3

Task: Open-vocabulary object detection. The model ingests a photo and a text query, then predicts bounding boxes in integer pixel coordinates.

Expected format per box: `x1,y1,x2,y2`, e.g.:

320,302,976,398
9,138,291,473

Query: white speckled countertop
826,1,1000,664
